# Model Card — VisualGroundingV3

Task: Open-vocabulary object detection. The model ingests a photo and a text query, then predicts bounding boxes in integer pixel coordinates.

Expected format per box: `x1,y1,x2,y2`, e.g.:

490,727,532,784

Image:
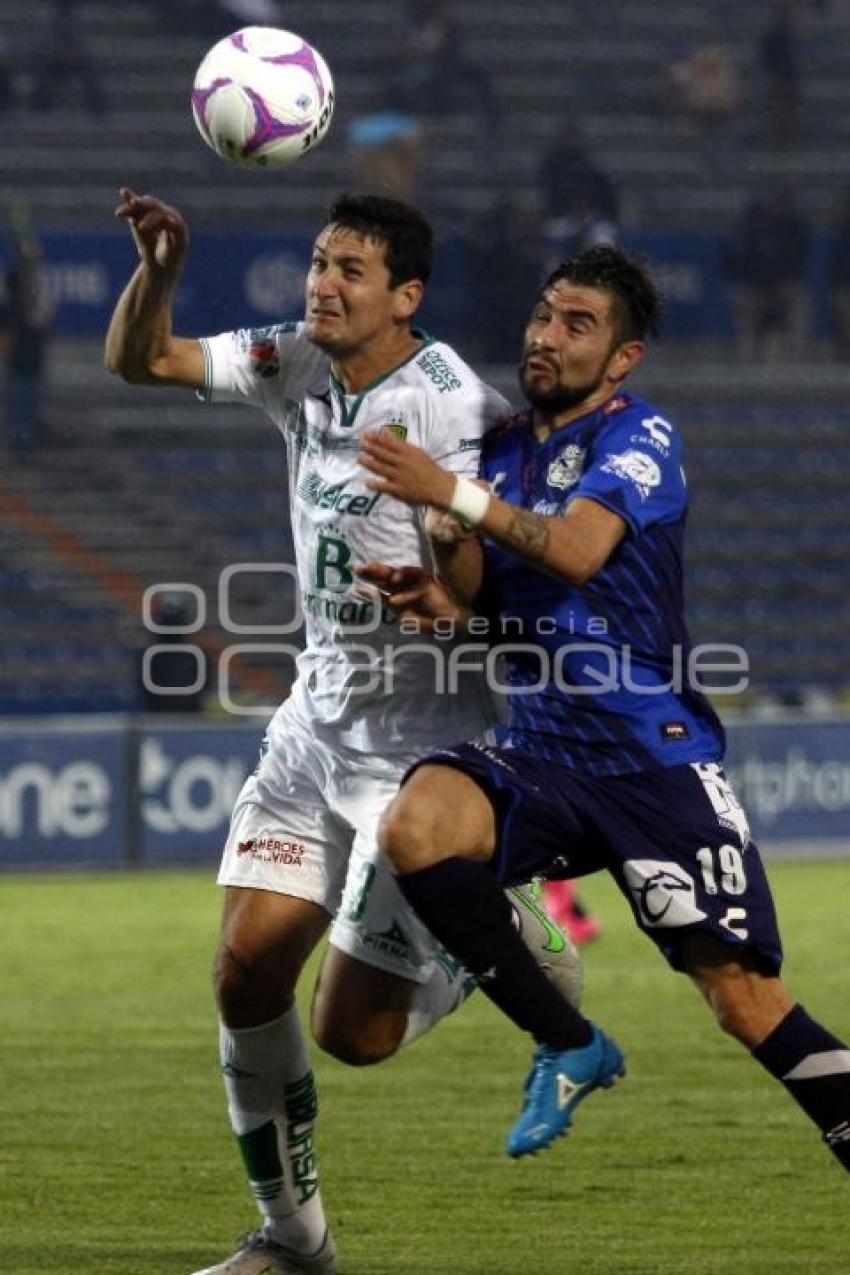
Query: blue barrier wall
0,717,262,870
0,231,837,346
0,715,847,869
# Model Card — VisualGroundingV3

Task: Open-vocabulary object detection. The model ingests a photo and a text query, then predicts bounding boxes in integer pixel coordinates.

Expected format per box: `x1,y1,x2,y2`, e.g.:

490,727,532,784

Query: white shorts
218,703,439,984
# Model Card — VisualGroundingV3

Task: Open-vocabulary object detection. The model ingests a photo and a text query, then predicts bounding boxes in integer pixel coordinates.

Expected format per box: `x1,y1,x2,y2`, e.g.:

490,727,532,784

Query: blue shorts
405,744,783,975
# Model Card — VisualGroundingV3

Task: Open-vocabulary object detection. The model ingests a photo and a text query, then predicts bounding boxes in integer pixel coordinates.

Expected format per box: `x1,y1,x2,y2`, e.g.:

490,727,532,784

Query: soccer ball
191,27,335,169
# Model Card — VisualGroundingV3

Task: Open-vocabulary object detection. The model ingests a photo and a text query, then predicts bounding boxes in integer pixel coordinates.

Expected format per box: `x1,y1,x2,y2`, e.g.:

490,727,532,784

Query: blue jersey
478,391,725,776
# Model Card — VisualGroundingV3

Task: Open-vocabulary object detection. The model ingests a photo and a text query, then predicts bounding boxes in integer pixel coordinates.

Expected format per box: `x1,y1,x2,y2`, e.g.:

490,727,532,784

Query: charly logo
641,415,673,447
547,443,586,491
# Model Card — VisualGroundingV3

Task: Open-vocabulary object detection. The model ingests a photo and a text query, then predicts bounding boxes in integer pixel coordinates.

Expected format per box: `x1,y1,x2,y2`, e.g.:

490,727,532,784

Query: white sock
219,1007,329,1253
399,949,476,1049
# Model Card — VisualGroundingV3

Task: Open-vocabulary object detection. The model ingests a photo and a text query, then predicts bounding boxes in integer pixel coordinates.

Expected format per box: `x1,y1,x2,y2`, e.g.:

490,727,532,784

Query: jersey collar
330,329,435,428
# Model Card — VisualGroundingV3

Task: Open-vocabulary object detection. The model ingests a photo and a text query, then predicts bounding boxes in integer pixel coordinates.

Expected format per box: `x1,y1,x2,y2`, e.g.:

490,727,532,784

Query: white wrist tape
448,477,490,529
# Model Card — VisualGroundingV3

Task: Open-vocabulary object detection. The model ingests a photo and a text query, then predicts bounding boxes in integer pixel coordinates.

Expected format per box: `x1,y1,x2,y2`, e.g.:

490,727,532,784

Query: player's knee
708,988,750,1043
311,1011,402,1066
378,792,443,873
212,940,294,1026
690,959,793,1049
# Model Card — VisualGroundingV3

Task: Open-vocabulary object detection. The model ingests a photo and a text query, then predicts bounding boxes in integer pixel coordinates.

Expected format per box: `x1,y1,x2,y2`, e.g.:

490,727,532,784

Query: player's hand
115,187,189,274
358,430,455,510
356,562,467,635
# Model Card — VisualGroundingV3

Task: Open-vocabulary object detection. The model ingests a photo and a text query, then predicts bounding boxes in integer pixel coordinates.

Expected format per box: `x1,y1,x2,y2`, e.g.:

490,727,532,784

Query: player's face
304,225,400,356
520,281,623,415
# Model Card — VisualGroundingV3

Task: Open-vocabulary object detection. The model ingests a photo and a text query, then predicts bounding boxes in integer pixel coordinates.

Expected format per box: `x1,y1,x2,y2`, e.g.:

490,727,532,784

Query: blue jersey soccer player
357,246,850,1171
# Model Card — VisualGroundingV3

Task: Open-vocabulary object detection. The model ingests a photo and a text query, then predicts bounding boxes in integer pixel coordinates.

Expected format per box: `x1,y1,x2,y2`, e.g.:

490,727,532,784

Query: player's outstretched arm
359,429,627,585
104,187,204,388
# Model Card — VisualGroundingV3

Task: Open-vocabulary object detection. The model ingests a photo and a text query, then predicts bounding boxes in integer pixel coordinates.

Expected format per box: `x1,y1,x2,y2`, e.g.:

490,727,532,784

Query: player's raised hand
359,430,455,509
356,562,468,635
115,187,189,273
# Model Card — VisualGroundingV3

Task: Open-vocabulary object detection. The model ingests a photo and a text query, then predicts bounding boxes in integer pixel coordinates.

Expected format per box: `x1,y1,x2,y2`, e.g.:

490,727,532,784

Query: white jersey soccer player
202,319,506,968
107,190,580,1275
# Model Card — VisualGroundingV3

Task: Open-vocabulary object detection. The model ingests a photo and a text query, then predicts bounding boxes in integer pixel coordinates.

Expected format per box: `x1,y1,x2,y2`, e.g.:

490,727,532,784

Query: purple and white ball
191,27,335,169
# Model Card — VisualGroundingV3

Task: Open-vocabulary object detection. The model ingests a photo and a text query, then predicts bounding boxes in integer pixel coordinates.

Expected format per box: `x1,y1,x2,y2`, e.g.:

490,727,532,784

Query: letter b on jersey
316,534,353,591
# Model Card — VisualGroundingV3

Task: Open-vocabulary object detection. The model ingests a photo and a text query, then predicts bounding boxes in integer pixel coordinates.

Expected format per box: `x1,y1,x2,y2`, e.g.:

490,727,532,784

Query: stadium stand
1,0,849,713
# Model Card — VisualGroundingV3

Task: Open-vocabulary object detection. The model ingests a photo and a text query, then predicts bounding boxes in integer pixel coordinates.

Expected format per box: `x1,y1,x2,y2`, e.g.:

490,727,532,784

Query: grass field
1,861,848,1275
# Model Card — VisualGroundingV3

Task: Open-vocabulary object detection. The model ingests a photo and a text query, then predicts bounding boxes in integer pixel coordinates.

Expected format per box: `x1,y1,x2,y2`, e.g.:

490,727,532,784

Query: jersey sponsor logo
301,588,387,627
631,432,670,456
416,348,463,393
238,322,289,351
693,762,750,847
661,721,690,741
547,443,586,491
237,835,305,865
297,470,381,517
459,437,483,451
640,415,673,446
600,449,661,501
623,859,708,929
362,919,413,961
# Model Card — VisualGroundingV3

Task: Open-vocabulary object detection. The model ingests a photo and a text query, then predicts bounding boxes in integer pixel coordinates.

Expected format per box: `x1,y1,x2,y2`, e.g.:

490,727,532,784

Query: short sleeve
197,321,304,408
568,408,687,535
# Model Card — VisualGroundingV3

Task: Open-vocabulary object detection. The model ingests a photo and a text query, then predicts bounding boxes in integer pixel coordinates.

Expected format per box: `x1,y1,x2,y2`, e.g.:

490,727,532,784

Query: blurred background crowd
0,0,849,719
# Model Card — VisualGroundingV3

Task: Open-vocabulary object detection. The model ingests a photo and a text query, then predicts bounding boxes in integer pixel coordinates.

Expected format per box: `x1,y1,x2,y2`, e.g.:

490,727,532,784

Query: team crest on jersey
384,420,407,440
547,444,586,491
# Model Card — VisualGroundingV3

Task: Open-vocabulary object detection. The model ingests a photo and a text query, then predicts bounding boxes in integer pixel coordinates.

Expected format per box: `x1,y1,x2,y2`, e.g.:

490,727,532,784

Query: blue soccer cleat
506,1023,625,1158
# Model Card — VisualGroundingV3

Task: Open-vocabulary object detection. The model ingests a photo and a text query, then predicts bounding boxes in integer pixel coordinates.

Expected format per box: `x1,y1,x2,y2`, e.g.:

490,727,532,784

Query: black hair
542,246,662,343
325,193,433,288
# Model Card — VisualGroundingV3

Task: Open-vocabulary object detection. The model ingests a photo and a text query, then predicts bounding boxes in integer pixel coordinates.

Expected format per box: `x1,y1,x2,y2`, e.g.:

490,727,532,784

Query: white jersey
200,322,509,753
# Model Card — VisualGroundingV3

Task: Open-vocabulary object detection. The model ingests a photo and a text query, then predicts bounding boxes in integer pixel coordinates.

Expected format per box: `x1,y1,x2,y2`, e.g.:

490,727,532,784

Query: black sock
752,1004,850,1171
398,857,593,1050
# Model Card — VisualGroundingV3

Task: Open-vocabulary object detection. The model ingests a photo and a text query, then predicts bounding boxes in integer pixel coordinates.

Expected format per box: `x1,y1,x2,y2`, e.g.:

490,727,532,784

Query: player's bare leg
311,951,420,1064
215,887,329,1026
198,888,338,1274
683,933,850,1171
311,891,582,1067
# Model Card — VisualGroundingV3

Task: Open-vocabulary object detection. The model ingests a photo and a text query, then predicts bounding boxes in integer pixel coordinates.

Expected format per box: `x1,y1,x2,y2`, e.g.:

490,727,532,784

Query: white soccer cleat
508,883,583,1009
191,1227,338,1275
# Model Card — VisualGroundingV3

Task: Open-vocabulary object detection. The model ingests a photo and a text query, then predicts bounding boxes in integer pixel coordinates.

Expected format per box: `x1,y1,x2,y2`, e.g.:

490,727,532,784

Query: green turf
1,861,848,1274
